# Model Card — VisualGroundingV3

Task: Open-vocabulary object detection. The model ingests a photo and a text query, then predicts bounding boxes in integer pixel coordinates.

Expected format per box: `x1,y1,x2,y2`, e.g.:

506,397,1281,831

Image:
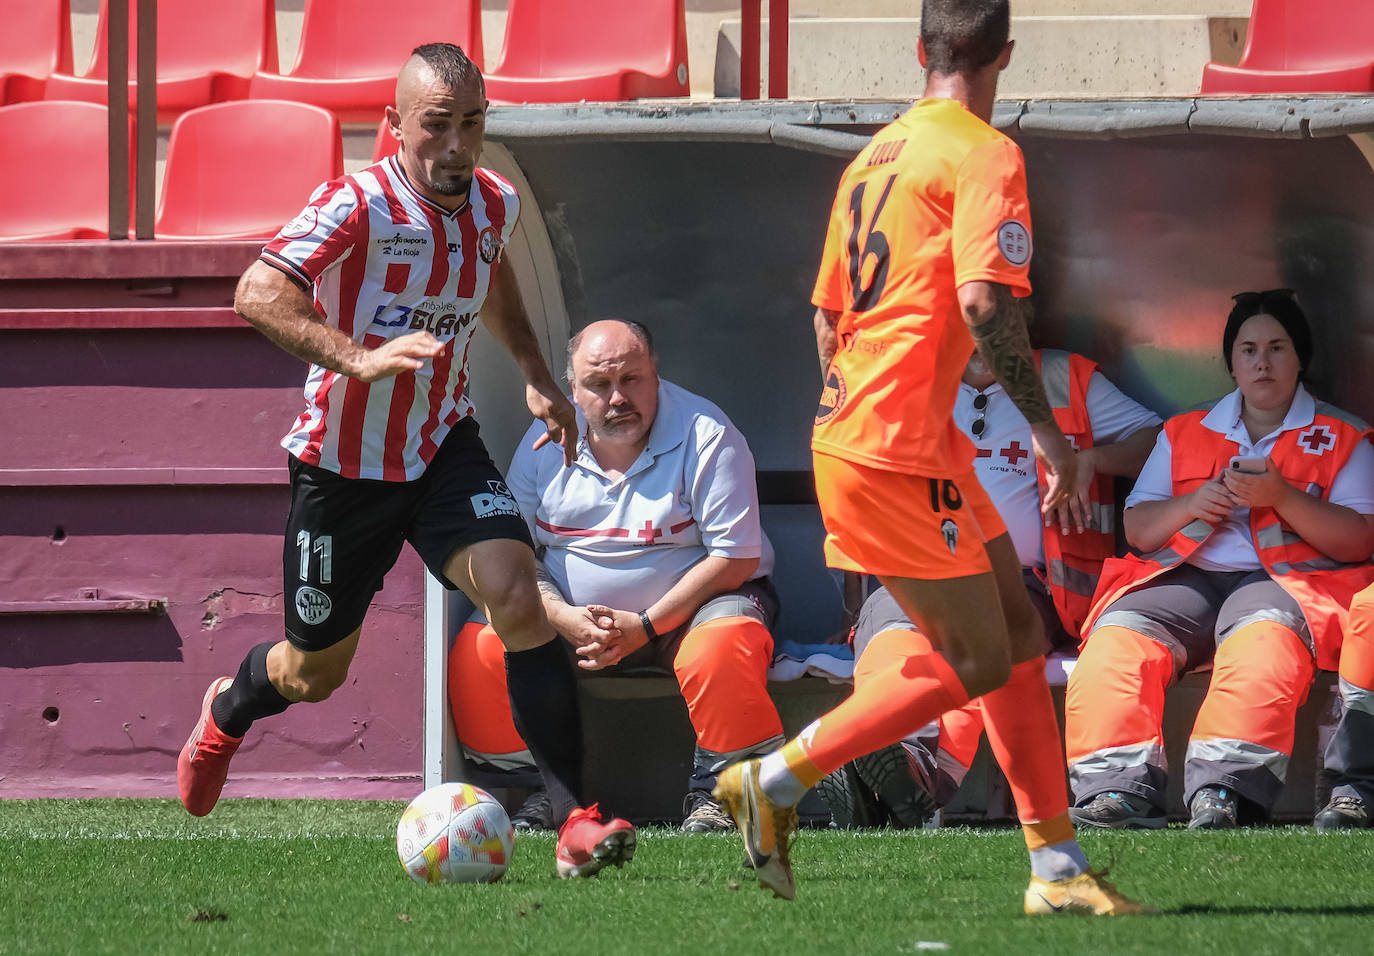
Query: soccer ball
396,783,515,884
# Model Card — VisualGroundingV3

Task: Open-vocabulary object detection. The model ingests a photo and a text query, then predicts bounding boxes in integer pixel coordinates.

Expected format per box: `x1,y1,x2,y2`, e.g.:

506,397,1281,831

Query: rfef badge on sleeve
996,219,1031,266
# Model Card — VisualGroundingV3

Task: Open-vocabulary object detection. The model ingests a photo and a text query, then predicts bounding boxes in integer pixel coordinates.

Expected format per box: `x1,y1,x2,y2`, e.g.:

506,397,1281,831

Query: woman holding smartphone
1063,289,1374,830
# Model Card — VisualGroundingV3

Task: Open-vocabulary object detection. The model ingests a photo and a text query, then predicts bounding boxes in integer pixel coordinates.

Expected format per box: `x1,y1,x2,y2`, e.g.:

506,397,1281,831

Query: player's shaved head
397,42,483,107
921,0,1010,74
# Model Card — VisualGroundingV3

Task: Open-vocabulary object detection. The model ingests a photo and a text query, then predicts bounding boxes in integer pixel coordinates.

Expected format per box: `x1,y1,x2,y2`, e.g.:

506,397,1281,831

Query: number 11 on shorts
297,531,333,584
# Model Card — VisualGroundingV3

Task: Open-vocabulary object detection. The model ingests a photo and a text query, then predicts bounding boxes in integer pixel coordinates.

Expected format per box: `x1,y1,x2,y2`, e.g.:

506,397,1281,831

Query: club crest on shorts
940,518,959,555
477,226,502,264
295,585,332,625
815,367,847,425
471,480,520,519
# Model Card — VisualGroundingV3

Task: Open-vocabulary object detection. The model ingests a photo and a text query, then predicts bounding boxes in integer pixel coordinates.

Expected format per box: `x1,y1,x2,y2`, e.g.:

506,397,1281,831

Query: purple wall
0,242,425,799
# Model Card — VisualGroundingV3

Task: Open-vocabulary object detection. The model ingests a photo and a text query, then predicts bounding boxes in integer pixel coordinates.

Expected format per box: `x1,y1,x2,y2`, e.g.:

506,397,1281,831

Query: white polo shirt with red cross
506,379,774,614
259,156,520,481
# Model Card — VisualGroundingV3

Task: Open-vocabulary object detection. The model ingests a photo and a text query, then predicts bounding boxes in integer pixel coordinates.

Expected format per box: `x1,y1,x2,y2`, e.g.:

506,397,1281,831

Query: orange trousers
1327,584,1374,803
1066,621,1313,811
448,616,783,761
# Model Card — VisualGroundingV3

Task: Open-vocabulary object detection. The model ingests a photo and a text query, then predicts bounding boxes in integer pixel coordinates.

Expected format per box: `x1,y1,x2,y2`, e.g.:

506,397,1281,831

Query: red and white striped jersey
260,156,520,481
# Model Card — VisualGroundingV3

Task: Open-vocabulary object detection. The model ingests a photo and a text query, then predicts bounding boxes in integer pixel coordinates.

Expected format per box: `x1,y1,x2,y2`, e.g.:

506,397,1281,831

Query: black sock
505,639,583,826
211,642,293,738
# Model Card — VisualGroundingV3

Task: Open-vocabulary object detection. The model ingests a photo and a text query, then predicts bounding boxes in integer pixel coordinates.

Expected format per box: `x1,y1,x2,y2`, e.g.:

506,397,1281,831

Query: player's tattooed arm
958,280,1077,512
959,282,1052,425
235,260,441,382
814,307,841,375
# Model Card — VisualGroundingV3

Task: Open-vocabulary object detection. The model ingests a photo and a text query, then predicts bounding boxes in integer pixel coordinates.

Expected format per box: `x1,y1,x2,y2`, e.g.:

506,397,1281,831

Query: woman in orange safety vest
1064,289,1374,830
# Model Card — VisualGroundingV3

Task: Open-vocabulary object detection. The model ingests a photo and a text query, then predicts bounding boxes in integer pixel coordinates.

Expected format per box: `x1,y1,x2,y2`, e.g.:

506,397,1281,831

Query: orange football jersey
811,97,1033,475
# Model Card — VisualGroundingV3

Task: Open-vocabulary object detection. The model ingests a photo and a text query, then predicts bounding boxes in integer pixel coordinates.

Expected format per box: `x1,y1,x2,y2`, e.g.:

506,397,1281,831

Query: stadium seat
0,0,73,104
484,0,689,104
247,0,482,122
1200,0,1374,95
155,100,342,240
0,101,131,240
43,0,277,117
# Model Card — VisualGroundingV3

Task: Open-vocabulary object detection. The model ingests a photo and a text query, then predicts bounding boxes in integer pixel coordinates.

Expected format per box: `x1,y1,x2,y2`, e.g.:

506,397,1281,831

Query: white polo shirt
1126,385,1374,571
507,379,774,613
956,370,1161,568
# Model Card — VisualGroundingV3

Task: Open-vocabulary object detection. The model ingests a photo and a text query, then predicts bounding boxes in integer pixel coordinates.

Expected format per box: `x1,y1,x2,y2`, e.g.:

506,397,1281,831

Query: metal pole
768,0,788,99
107,0,130,239
134,0,156,239
740,0,761,101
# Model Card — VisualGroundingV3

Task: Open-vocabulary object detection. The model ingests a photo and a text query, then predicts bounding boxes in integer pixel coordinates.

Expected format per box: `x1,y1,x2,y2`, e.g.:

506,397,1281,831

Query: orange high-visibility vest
1034,350,1117,639
1084,398,1374,669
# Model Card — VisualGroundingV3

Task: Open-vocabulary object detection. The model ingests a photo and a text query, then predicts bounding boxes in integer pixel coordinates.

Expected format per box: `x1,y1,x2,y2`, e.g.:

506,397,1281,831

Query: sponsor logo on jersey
477,226,502,264
471,480,520,519
941,518,959,555
996,219,1031,266
295,585,332,625
815,367,847,426
378,231,429,258
279,207,319,240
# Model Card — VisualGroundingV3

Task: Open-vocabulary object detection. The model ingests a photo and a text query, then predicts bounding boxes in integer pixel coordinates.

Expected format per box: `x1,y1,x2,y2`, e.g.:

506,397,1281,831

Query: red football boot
555,803,636,878
177,677,242,817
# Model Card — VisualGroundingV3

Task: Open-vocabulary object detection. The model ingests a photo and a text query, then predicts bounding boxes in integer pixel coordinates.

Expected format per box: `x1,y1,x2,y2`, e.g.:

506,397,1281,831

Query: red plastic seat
484,0,689,104
0,101,131,240
44,0,277,118
155,100,342,240
1201,0,1374,94
0,0,73,103
248,0,482,122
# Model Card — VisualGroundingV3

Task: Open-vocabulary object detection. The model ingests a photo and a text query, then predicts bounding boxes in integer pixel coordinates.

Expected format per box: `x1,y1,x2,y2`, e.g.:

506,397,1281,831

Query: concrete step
715,15,1248,99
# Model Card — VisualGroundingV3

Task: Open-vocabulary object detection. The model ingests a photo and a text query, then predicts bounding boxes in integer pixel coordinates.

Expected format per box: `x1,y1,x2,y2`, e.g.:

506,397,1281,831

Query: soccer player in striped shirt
177,43,634,879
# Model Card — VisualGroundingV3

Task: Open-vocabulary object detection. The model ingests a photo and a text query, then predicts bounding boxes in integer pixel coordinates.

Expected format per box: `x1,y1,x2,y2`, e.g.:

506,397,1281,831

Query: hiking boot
1188,786,1238,830
554,804,635,879
713,759,798,900
681,790,734,833
852,744,938,829
511,787,554,832
1315,793,1370,832
1069,791,1167,830
1025,869,1158,916
177,677,242,817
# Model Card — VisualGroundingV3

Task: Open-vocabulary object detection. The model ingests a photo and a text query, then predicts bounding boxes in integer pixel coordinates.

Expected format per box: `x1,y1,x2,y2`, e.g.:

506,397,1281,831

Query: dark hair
566,320,656,381
410,42,484,94
920,0,1011,74
1222,289,1313,376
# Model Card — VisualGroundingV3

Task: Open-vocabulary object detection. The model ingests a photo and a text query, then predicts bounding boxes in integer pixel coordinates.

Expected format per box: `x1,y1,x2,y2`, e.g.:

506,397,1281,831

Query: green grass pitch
2,799,1372,955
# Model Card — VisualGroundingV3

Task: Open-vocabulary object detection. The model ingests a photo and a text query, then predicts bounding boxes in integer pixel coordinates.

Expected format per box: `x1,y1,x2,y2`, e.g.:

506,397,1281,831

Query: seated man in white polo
449,318,784,832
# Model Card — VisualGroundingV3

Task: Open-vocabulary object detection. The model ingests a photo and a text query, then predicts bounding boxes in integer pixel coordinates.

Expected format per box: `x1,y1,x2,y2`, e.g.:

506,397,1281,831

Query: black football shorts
282,416,533,650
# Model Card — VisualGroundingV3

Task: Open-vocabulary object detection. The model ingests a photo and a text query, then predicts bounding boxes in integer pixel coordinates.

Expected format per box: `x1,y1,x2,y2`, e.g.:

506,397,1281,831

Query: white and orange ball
396,783,515,884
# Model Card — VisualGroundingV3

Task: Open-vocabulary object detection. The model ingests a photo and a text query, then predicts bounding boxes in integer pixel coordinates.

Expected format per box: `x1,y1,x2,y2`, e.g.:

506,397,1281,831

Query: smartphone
1229,456,1267,475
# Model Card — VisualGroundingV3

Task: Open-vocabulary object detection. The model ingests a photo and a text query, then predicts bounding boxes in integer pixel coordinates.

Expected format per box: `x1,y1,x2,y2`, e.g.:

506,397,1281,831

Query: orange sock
980,656,1073,849
796,628,970,779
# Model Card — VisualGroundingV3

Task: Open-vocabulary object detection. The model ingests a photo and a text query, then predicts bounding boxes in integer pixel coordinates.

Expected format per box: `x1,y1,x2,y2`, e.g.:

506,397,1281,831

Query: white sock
757,751,807,807
1029,839,1089,882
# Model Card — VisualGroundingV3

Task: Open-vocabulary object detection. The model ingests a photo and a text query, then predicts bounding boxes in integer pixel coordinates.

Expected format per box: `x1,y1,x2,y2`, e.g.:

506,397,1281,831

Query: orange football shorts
813,451,1006,580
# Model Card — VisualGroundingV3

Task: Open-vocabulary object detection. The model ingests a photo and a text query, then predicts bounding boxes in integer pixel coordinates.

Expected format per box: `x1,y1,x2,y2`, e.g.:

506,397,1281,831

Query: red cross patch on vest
1297,424,1336,456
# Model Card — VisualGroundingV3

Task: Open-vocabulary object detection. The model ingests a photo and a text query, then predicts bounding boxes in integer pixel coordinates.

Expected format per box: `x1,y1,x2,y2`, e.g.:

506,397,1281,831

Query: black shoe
816,761,890,829
681,789,735,833
1070,791,1167,829
1188,786,1238,830
852,744,938,829
1315,793,1370,832
511,787,554,832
